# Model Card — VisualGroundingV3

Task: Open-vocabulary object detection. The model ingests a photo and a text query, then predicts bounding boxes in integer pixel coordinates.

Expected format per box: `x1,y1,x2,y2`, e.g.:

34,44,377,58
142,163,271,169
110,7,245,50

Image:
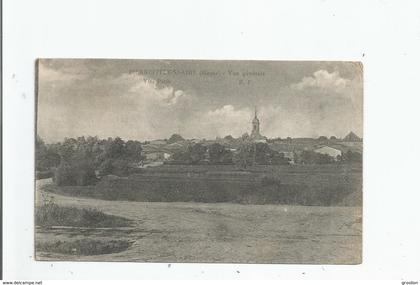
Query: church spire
250,105,266,142
251,106,260,138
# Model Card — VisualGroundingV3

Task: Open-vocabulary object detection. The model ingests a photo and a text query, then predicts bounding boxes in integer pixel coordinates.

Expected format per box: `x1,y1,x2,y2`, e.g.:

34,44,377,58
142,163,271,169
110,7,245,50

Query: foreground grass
35,201,132,228
35,198,362,263
36,239,133,255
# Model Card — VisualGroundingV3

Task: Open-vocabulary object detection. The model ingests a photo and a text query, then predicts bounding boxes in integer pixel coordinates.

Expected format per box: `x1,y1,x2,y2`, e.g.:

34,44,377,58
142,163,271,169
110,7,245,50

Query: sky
37,59,363,142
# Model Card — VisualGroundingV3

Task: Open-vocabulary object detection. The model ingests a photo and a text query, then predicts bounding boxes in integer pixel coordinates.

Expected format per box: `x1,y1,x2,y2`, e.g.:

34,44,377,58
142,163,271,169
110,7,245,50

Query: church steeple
251,106,260,138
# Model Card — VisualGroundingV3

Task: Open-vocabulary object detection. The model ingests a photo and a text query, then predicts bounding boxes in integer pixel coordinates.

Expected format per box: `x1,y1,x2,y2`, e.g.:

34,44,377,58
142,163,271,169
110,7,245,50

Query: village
139,108,362,168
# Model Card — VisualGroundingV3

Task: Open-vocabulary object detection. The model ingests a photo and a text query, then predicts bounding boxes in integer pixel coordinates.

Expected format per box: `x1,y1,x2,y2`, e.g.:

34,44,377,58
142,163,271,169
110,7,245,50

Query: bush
299,150,334,164
35,201,132,228
54,161,97,186
343,150,363,163
98,158,131,177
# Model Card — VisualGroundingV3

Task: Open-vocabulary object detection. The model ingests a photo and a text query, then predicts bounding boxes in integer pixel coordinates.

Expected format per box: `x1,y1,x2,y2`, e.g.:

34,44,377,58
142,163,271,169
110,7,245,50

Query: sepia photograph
34,59,363,264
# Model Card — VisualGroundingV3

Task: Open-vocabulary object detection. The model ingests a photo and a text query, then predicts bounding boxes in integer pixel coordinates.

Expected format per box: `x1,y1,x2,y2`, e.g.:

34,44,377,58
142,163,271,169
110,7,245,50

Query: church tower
251,106,261,139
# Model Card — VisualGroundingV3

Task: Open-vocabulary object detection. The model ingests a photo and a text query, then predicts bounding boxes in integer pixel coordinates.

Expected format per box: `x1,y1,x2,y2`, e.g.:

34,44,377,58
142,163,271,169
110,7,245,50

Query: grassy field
36,179,362,264
45,163,362,206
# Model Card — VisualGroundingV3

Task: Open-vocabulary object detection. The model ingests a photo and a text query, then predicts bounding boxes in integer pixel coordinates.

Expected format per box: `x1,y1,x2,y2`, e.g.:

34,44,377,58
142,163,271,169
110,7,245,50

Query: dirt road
36,180,362,264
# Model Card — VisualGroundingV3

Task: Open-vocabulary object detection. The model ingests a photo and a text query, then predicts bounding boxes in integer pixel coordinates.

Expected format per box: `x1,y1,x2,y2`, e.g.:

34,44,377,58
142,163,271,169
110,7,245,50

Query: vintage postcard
35,59,363,264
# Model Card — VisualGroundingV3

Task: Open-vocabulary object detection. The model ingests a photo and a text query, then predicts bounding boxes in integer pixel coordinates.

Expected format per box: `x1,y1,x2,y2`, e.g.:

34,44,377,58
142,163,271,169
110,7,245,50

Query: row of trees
171,142,291,167
36,136,144,186
171,143,233,165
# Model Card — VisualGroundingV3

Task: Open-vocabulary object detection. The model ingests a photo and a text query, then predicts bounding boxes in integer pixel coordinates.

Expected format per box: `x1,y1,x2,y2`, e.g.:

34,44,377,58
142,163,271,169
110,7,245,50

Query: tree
54,161,97,186
254,143,289,165
343,150,362,162
233,143,254,169
54,149,97,186
208,143,233,164
168,134,185,144
125,140,144,161
59,138,78,161
36,136,61,171
188,143,207,164
271,151,290,165
98,158,130,177
233,142,290,168
104,137,125,159
241,133,250,141
171,143,207,164
98,137,144,176
254,143,272,164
